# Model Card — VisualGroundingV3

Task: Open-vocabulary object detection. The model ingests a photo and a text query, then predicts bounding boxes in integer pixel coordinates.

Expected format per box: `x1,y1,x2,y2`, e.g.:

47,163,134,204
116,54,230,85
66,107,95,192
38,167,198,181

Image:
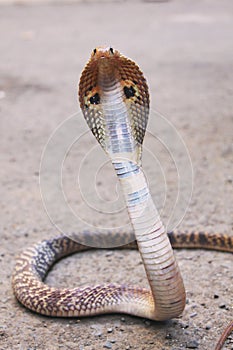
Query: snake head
78,47,150,165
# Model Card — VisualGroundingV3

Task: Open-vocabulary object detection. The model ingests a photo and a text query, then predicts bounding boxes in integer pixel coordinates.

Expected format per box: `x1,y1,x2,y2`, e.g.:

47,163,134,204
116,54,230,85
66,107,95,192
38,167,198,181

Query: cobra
12,47,232,349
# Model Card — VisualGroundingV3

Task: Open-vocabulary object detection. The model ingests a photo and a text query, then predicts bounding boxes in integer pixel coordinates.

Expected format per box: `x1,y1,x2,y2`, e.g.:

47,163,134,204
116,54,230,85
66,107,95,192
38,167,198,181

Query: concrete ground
0,1,232,349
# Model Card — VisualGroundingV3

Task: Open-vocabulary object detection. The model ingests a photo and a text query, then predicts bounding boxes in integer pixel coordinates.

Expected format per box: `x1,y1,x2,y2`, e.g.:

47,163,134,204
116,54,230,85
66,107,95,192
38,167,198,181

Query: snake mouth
90,47,122,72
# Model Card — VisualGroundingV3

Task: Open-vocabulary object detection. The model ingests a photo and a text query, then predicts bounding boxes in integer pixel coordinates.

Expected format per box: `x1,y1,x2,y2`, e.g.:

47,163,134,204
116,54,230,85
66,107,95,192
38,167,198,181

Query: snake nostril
93,48,97,55
109,47,114,54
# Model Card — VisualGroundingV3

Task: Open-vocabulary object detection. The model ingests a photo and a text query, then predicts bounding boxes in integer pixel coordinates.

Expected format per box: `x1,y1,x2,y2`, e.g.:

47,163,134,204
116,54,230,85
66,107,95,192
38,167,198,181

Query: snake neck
98,64,141,165
113,160,186,320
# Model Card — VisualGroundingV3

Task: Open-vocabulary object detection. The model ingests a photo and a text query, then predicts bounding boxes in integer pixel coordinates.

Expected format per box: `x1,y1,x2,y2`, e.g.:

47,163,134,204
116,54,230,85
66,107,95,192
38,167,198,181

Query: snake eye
124,85,136,99
93,48,97,55
109,47,114,54
90,92,100,105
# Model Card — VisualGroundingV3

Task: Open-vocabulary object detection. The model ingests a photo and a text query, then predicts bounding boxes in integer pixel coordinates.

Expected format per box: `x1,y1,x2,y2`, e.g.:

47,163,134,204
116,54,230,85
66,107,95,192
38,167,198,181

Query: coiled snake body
12,47,232,349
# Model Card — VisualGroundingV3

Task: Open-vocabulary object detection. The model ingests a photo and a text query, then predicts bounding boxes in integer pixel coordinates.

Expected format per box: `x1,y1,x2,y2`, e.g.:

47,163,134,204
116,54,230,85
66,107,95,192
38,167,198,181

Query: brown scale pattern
12,231,233,314
169,230,233,252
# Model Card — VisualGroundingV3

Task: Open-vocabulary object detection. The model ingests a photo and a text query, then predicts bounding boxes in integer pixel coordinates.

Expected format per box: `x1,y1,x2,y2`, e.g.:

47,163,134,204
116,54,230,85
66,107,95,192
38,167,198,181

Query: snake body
12,231,232,319
12,47,233,347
